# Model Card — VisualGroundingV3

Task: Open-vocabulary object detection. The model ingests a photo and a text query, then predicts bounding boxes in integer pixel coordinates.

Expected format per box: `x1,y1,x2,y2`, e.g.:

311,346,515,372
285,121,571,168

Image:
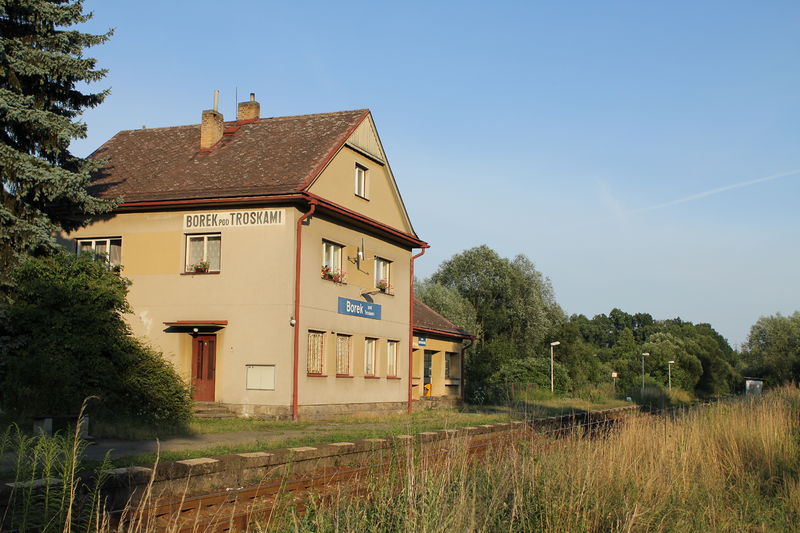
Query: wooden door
192,336,216,401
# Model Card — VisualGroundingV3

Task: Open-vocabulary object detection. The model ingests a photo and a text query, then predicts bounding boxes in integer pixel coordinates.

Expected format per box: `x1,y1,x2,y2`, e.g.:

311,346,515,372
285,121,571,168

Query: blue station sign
338,297,382,320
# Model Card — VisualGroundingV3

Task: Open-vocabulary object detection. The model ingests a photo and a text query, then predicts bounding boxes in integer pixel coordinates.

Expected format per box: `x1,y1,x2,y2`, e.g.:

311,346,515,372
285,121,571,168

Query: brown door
192,335,216,401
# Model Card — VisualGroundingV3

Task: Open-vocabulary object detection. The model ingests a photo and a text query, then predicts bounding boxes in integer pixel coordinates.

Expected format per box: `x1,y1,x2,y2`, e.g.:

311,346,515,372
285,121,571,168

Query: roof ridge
258,108,369,122
113,109,370,135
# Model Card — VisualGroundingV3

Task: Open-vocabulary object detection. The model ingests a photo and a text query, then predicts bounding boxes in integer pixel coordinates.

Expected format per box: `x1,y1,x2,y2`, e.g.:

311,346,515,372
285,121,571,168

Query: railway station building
64,96,471,419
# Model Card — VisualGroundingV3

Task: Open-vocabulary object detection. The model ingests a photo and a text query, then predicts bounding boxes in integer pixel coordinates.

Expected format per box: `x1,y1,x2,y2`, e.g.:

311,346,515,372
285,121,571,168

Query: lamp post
668,360,675,391
641,352,649,394
550,341,560,393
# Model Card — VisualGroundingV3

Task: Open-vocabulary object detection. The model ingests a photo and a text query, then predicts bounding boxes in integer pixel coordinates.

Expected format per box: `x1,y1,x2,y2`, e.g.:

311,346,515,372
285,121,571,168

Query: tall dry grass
266,388,800,532
3,389,798,532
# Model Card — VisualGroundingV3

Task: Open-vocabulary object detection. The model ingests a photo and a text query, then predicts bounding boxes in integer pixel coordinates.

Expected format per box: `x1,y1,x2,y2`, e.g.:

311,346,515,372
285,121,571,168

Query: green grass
104,409,515,467
91,396,637,467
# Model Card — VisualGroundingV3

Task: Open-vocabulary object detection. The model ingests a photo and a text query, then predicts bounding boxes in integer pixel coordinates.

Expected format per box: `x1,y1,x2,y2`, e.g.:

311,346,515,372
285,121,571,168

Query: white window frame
185,233,221,273
375,257,391,293
354,163,368,199
307,331,325,375
322,240,344,281
77,237,122,267
364,338,377,376
336,334,352,376
387,340,399,377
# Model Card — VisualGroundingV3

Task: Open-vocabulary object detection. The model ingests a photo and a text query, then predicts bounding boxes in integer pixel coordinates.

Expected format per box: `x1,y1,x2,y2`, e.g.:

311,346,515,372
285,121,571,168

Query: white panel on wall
246,365,275,390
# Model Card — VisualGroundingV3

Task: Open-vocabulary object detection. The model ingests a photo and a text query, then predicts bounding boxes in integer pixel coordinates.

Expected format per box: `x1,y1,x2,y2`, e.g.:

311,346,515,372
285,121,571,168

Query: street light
668,360,675,391
550,341,560,393
641,352,650,394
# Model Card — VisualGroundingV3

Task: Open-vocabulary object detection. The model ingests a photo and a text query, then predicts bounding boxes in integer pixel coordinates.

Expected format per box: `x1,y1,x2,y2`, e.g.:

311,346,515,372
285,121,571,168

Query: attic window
354,163,368,199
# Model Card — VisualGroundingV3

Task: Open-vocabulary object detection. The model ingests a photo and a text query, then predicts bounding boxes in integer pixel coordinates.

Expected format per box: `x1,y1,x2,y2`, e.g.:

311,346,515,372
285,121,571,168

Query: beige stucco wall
308,147,413,235
297,212,412,406
63,204,417,412
64,207,297,407
412,335,463,399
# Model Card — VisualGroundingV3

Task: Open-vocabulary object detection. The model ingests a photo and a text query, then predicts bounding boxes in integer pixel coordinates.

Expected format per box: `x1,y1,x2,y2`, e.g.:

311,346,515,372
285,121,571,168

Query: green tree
0,0,114,287
642,332,702,391
549,320,604,391
428,246,564,394
0,251,192,426
415,279,482,341
430,245,563,349
742,312,800,386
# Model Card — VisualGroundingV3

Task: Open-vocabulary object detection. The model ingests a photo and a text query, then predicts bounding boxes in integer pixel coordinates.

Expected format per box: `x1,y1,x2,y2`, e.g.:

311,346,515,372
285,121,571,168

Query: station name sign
183,209,284,230
338,297,382,320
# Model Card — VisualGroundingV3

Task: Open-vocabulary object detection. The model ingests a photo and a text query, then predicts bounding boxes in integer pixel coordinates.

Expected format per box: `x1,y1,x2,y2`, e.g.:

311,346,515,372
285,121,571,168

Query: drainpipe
292,200,317,421
460,338,473,403
408,245,429,413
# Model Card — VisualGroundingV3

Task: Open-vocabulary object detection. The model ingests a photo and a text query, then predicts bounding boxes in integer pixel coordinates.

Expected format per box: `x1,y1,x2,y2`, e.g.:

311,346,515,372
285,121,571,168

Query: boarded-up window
246,365,275,390
446,352,458,378
307,331,325,374
336,334,352,375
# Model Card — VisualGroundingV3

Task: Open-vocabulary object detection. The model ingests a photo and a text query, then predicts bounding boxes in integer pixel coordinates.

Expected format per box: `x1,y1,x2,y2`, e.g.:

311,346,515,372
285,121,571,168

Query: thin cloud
597,180,627,220
627,169,800,215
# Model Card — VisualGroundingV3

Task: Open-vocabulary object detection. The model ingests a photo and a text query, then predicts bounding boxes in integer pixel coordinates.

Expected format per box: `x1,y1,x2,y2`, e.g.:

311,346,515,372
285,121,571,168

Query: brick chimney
200,90,224,150
237,92,260,122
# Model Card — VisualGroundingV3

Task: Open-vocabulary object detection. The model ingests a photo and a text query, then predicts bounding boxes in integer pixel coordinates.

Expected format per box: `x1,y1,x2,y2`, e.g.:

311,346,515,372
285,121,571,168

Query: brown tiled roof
414,298,472,339
88,109,369,203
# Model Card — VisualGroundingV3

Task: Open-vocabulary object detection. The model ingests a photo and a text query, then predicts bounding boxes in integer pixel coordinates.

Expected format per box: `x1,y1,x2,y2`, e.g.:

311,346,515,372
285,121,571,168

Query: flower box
321,265,346,284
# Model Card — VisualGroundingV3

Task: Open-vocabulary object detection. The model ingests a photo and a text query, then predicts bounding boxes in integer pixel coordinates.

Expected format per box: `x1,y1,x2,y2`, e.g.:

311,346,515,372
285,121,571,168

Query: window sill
355,193,369,201
181,271,221,276
364,375,380,379
387,376,402,380
335,374,354,378
321,276,347,285
307,373,327,378
375,289,394,296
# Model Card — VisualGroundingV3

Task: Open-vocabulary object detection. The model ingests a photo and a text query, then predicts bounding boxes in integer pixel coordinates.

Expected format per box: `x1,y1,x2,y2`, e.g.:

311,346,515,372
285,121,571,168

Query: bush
574,382,617,402
0,252,191,427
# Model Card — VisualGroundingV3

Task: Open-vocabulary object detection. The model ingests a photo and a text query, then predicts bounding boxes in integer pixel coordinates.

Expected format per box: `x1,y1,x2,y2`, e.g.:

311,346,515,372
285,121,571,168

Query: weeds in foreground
2,390,798,532
262,388,800,532
0,400,111,532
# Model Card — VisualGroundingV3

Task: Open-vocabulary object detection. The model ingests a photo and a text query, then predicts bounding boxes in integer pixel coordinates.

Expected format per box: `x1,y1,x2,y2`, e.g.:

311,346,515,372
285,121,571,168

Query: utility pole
641,352,649,395
550,341,560,393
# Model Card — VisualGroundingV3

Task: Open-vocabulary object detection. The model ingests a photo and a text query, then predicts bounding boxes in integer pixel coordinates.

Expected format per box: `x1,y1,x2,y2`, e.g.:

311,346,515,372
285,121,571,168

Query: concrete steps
192,402,235,419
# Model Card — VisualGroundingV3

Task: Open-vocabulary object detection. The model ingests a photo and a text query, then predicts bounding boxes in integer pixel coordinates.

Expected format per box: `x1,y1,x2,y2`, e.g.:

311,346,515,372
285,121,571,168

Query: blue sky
74,1,800,347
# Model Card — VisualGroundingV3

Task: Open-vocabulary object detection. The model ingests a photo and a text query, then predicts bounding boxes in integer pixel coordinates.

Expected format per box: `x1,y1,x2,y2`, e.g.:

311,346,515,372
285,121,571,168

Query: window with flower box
375,257,391,293
336,334,352,376
322,240,345,283
185,233,221,273
307,331,325,375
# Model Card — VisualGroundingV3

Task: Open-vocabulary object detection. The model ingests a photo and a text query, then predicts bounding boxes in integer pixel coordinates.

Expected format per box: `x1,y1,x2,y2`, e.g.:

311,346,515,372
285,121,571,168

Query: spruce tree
0,0,114,288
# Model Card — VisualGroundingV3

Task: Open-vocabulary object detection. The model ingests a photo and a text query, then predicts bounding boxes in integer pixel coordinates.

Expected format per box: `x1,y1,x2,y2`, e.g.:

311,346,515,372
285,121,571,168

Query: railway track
115,432,521,532
113,399,730,532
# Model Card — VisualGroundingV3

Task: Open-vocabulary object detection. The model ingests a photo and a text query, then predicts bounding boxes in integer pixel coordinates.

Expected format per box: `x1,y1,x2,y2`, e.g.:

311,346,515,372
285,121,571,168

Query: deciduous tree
0,251,192,426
